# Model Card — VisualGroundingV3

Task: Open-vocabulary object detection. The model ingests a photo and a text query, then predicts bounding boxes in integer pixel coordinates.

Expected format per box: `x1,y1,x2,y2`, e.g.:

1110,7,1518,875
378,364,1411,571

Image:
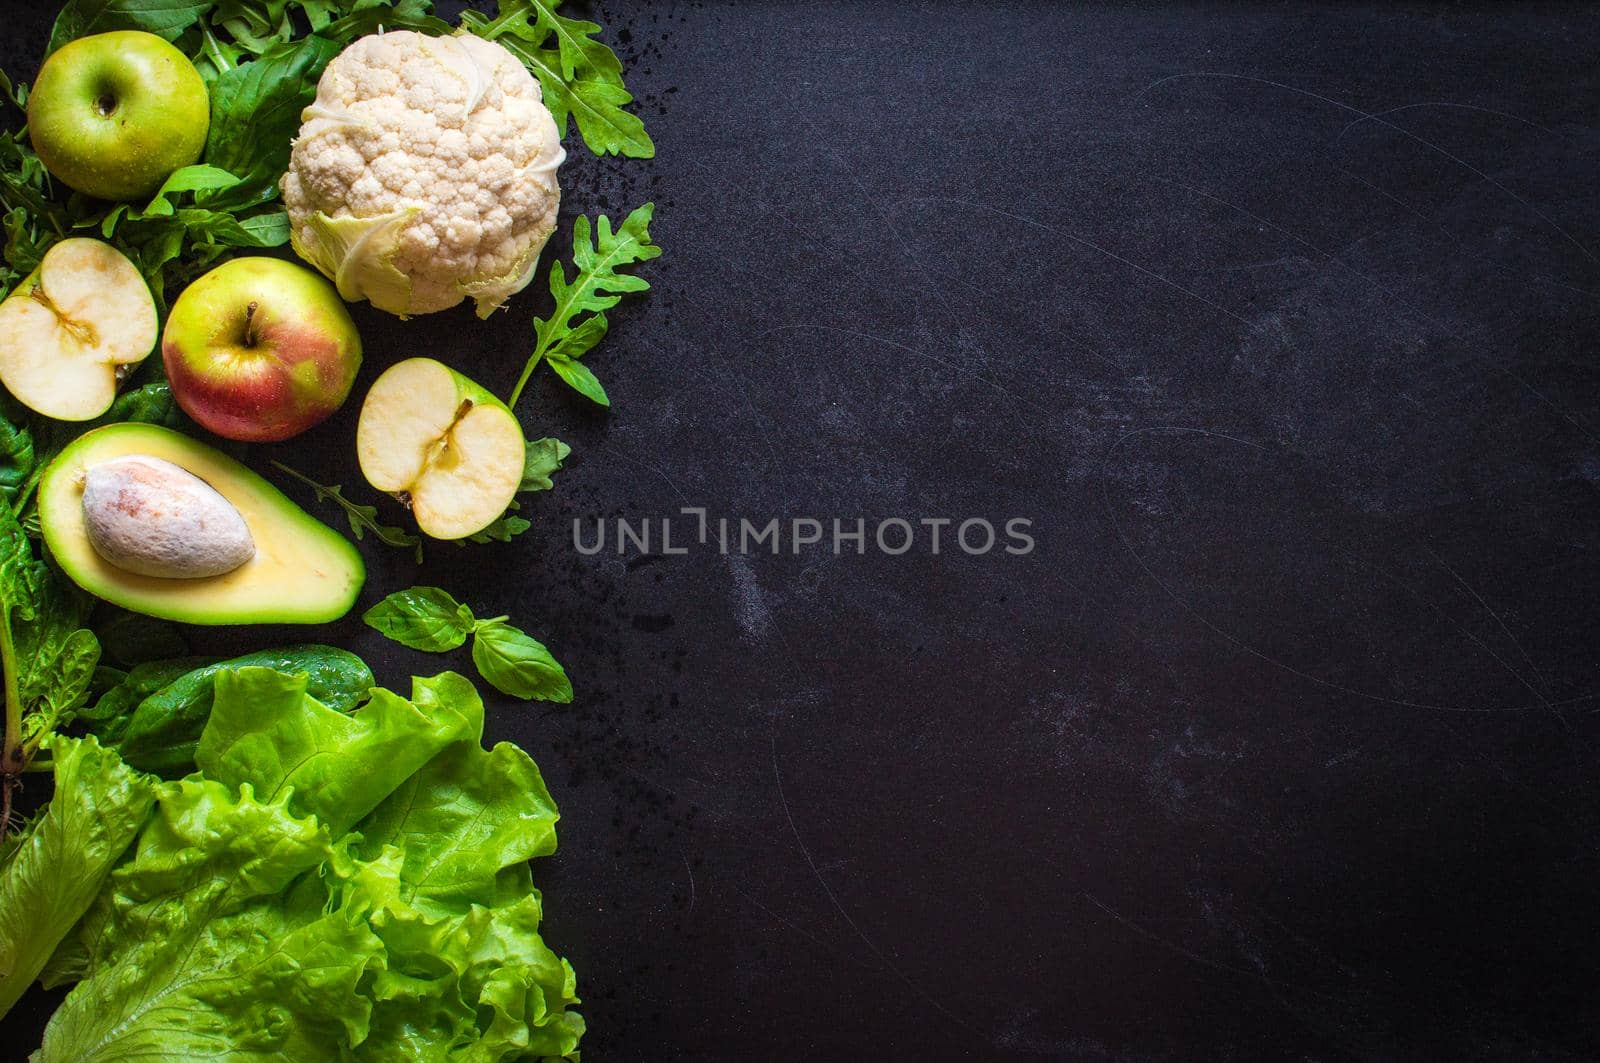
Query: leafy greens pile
9,666,582,1060
0,0,665,1054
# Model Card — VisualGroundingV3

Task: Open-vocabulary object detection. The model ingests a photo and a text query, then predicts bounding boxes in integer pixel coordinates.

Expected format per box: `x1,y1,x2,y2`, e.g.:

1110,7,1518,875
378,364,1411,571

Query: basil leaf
363,587,476,652
470,619,571,703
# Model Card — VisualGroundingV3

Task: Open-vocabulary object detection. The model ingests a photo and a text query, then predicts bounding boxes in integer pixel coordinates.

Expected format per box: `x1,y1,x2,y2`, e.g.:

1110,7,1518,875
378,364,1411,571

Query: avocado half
39,423,364,625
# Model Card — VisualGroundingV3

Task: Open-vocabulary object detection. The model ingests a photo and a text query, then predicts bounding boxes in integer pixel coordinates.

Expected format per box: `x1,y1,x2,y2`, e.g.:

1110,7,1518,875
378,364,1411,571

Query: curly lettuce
32,667,583,1061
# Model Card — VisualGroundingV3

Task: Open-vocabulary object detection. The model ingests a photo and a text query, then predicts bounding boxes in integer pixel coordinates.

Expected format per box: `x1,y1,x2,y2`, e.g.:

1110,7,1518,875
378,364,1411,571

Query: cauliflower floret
282,31,565,319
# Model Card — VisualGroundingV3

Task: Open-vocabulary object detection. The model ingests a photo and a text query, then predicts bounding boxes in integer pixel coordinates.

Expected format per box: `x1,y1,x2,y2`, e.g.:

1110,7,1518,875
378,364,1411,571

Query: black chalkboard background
4,2,1600,1060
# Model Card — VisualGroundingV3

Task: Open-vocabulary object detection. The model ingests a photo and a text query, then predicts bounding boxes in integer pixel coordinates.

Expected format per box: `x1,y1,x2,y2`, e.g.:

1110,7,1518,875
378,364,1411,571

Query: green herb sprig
271,462,423,563
507,203,661,408
364,586,572,703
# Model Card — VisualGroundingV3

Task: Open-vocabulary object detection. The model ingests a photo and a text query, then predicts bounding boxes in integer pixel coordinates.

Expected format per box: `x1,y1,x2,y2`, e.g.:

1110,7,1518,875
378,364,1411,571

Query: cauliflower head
282,30,565,319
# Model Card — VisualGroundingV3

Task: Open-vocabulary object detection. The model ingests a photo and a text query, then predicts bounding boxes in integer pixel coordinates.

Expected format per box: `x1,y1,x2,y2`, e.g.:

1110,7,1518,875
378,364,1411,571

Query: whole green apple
163,258,363,443
28,30,209,202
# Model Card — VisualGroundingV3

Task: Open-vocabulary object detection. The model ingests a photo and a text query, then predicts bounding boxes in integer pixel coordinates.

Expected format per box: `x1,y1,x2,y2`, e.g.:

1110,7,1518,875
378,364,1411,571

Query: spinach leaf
87,645,374,776
200,34,342,211
0,411,34,509
93,608,189,666
48,0,215,54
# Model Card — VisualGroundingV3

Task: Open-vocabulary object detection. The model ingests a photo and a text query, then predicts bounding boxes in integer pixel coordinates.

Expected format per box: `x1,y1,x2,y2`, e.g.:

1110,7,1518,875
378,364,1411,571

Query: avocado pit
81,454,255,579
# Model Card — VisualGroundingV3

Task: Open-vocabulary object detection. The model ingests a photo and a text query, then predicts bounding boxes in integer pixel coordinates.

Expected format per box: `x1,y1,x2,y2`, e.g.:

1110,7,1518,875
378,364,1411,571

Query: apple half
0,238,157,421
356,358,524,540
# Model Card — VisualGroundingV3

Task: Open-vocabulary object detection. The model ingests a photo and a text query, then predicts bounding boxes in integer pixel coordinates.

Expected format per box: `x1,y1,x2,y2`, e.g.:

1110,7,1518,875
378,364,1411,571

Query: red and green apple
163,257,362,443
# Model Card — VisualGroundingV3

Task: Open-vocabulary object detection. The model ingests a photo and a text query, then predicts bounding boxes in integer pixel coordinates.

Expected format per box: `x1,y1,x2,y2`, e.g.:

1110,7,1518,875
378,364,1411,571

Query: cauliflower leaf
297,207,420,316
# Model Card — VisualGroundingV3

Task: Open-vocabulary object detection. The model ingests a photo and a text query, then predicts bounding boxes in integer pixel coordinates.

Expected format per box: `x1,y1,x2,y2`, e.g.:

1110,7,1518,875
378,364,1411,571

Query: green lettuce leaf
0,735,156,1019
39,669,583,1060
92,645,374,776
353,672,582,1058
34,779,378,1062
196,667,473,835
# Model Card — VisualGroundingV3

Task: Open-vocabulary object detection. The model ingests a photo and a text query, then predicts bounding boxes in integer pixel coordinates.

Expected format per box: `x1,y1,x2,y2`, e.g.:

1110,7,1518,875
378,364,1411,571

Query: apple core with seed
0,238,157,421
357,358,525,541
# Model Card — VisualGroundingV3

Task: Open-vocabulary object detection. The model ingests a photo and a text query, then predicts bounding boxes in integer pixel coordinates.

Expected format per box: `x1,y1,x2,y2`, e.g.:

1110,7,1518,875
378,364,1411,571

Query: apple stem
243,301,260,348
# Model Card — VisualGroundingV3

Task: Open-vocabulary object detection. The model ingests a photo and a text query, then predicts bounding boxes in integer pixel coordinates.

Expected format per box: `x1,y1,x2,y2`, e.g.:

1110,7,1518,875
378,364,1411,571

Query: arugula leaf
272,461,424,562
363,586,475,652
546,348,611,406
465,0,654,159
48,0,215,54
521,436,571,492
473,619,573,702
465,510,532,544
508,203,660,407
319,0,452,43
0,734,156,1019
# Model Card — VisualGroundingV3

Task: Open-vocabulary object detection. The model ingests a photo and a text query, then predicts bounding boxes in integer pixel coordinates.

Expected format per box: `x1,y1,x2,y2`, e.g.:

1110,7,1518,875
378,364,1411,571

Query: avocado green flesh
40,423,364,625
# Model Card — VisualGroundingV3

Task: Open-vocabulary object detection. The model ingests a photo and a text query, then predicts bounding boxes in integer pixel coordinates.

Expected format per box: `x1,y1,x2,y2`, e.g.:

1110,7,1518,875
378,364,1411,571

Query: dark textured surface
6,2,1600,1060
